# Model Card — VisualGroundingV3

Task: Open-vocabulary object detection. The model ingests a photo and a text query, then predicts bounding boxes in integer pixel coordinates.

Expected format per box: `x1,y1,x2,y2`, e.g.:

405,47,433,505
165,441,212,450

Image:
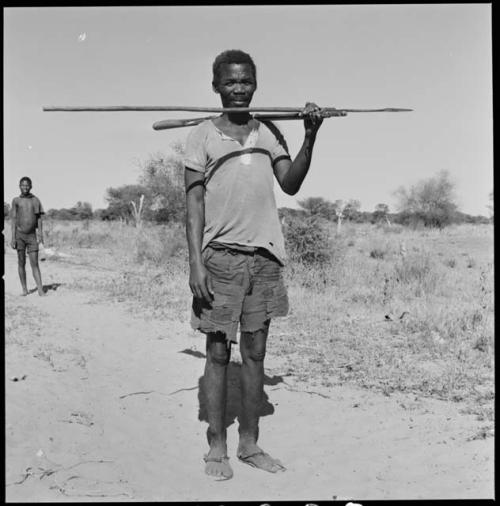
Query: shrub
283,214,333,265
370,248,386,259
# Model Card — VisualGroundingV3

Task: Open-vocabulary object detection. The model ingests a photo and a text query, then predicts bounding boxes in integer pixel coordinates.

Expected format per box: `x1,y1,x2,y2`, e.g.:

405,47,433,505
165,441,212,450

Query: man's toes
272,461,286,472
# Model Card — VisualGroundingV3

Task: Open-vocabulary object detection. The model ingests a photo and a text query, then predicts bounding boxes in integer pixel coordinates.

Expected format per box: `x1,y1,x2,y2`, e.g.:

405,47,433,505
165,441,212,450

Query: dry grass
5,219,493,419
275,223,494,420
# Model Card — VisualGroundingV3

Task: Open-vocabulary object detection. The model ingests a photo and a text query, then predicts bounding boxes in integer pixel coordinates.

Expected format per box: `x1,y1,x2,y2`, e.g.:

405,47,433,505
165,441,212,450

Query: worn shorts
15,230,39,254
191,244,289,344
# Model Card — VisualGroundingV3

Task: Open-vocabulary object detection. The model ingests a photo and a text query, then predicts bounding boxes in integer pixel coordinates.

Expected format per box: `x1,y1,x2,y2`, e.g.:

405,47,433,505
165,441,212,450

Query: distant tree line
3,163,491,229
280,171,491,228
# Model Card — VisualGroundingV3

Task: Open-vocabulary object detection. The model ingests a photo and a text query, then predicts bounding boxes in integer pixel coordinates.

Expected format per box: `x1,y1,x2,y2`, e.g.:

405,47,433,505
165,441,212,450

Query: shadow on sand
28,283,63,295
198,363,285,428
178,348,285,428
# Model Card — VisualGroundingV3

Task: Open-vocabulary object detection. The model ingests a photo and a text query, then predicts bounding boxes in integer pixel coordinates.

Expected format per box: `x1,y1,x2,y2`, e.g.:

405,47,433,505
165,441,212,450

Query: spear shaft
43,105,413,113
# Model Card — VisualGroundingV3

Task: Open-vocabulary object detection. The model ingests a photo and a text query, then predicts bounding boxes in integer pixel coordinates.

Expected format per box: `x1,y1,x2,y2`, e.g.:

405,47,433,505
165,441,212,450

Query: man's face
19,180,32,195
213,63,257,108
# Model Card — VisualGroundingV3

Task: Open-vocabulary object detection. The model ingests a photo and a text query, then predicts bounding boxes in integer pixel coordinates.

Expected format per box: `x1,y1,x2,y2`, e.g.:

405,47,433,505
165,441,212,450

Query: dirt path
4,251,494,501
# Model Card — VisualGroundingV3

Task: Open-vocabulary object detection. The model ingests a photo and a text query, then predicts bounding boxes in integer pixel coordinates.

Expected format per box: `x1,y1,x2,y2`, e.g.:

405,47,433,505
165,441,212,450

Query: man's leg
28,251,45,296
203,331,233,479
17,250,28,296
237,321,285,472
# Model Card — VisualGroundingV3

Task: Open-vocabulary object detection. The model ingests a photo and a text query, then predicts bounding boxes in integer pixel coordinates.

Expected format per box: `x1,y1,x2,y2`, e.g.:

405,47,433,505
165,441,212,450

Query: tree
343,199,361,222
71,201,93,220
130,194,145,227
297,196,335,220
394,170,458,228
137,145,185,223
332,199,345,234
105,184,148,223
487,190,493,221
373,203,390,224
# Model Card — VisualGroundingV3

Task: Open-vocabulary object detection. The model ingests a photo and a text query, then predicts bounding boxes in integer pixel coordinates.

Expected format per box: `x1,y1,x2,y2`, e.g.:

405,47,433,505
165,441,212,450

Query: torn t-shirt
184,119,291,265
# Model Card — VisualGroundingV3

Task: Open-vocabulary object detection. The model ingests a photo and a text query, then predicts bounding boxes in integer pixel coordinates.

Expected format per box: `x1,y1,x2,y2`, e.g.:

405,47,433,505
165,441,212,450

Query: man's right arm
10,199,17,248
185,167,213,303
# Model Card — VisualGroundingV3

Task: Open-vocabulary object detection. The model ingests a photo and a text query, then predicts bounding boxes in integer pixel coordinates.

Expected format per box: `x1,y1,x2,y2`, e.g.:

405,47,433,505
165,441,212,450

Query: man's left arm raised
273,102,324,196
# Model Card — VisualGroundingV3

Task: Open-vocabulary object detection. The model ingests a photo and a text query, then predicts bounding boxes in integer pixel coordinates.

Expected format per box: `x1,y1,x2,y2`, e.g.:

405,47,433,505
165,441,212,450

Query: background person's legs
28,251,45,295
17,249,28,295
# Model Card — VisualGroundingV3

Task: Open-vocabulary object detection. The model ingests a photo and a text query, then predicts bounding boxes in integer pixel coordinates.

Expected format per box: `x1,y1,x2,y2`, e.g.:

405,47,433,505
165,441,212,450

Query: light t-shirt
184,119,291,265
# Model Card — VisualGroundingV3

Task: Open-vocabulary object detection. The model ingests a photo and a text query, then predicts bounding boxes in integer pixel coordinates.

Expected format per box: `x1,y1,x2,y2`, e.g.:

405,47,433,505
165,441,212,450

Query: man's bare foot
38,290,47,296
237,443,286,473
20,291,28,297
204,447,233,480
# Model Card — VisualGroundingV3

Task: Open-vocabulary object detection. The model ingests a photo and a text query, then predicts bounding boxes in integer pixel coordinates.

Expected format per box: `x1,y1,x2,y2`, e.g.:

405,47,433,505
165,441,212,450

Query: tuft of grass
393,252,443,297
466,256,477,269
369,248,386,259
445,258,457,268
133,224,185,265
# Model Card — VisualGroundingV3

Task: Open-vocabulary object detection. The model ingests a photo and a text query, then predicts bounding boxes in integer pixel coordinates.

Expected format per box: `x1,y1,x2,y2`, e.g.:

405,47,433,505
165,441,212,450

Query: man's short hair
20,176,32,185
212,49,257,86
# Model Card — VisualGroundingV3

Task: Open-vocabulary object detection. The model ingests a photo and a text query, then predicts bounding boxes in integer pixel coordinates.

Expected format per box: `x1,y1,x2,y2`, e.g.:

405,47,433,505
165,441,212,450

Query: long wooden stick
43,105,413,113
152,112,333,130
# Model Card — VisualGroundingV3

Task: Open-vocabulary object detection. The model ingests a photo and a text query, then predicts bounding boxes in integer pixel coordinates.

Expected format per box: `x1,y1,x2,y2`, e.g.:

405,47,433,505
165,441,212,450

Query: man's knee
208,346,230,366
241,331,267,362
17,253,26,266
206,334,230,366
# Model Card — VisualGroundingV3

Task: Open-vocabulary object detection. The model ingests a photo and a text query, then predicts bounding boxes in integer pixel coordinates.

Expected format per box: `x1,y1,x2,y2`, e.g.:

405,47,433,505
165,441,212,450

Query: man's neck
224,112,252,126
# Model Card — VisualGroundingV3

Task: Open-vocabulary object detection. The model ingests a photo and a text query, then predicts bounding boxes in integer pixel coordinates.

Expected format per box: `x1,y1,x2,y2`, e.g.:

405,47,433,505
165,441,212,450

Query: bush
394,170,458,228
283,214,333,265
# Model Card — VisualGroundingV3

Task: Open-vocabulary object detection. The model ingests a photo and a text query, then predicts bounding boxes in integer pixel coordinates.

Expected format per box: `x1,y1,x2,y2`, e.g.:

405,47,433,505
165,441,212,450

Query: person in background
10,176,46,296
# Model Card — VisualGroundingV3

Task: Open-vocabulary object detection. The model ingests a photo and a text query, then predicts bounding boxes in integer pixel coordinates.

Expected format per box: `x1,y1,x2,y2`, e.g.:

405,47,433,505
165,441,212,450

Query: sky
3,5,493,215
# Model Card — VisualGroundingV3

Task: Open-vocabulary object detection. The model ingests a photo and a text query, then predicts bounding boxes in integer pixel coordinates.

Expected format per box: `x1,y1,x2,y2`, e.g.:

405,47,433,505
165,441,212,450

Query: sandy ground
4,250,494,502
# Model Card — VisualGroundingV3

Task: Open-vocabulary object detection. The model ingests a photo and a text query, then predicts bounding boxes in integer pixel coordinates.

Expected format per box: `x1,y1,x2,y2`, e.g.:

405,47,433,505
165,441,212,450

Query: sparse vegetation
5,219,493,421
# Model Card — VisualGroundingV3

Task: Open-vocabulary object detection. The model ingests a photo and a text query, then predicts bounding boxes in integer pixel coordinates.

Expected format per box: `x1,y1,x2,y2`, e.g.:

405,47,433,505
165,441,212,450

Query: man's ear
212,82,220,94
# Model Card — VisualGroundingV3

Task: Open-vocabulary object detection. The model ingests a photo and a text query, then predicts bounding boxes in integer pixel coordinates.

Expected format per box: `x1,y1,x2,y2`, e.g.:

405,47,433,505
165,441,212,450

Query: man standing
184,49,324,480
10,177,46,296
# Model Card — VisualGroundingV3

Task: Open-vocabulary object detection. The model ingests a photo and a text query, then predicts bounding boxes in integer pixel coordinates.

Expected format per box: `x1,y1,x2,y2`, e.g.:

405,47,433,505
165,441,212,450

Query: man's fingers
191,283,202,300
201,275,214,303
206,273,214,296
199,284,212,304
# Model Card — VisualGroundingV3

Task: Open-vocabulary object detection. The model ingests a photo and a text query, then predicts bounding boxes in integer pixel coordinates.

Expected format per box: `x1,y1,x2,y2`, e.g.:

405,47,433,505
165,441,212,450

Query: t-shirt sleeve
261,121,291,165
184,123,209,173
33,197,45,215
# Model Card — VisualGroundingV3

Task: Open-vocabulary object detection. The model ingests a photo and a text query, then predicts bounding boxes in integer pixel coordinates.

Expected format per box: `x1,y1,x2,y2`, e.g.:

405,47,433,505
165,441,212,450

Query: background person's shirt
11,194,44,234
184,119,291,265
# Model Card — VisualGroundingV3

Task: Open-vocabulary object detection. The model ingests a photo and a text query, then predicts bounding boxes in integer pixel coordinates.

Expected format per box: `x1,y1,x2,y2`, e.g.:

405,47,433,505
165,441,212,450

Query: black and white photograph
3,4,494,502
